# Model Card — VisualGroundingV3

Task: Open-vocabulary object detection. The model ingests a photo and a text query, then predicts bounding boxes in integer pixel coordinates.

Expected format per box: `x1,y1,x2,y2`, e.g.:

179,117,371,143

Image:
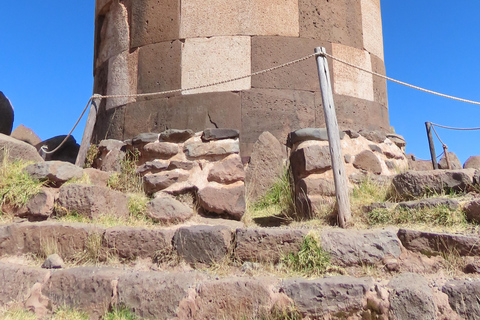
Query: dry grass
0,306,36,320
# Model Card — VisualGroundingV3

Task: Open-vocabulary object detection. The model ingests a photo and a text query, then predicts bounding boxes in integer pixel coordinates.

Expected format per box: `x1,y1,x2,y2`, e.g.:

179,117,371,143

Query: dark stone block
202,128,239,141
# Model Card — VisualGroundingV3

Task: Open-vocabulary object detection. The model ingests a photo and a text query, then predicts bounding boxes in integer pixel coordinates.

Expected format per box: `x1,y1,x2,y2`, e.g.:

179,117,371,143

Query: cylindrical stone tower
93,0,388,156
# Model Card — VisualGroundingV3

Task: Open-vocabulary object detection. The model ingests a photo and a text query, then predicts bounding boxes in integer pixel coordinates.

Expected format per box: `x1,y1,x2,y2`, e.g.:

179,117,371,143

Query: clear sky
1,1,479,164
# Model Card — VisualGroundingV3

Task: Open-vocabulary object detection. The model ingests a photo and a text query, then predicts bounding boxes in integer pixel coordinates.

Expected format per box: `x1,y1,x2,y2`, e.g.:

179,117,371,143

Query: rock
0,262,49,305
296,176,336,198
290,144,331,179
464,199,480,223
173,225,233,264
392,169,475,199
83,168,111,187
168,160,195,171
464,263,480,274
397,229,480,256
388,273,436,320
208,154,245,184
146,195,194,224
245,131,286,202
131,132,159,145
320,229,402,266
286,128,345,148
407,154,434,171
363,201,396,213
0,91,14,135
201,128,239,141
234,228,307,263
344,129,360,139
353,150,382,175
142,141,179,161
24,282,49,318
0,133,44,163
182,278,274,320
11,124,41,145
24,188,56,221
358,130,387,143
143,170,190,195
160,129,194,143
95,139,126,172
57,184,129,220
439,152,462,170
184,138,239,158
386,133,407,148
282,276,373,318
369,144,383,153
397,197,459,211
136,160,169,175
41,253,65,269
36,135,80,164
344,154,353,163
24,161,84,186
117,271,198,320
197,182,245,220
464,156,480,169
442,279,480,320
45,267,123,319
104,227,174,260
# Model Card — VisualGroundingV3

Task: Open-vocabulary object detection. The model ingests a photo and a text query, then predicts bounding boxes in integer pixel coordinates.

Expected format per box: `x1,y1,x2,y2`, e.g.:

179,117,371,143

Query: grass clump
0,307,36,320
102,307,138,320
282,234,331,277
351,177,392,211
0,155,44,211
107,150,143,194
50,307,89,320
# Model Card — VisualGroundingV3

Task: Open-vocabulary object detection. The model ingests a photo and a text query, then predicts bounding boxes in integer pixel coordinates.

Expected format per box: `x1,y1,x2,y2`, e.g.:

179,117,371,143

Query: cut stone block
361,0,384,59
197,182,246,220
106,50,138,110
181,36,251,95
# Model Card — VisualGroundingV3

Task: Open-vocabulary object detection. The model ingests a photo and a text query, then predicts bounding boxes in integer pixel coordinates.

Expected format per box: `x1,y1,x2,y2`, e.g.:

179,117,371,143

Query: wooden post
443,145,451,169
75,95,101,167
315,47,351,228
425,122,439,169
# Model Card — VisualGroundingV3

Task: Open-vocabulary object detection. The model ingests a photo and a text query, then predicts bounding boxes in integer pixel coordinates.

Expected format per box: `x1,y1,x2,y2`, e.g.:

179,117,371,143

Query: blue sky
1,1,479,164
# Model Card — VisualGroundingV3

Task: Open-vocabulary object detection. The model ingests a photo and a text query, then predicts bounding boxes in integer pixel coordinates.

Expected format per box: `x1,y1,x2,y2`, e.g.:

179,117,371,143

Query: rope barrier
44,48,480,155
430,123,480,131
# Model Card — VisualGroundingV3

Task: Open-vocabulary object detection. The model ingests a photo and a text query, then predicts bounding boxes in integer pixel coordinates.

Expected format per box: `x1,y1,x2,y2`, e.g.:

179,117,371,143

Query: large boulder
438,152,462,170
24,161,84,186
442,279,480,319
146,195,194,224
10,124,41,145
36,135,80,164
0,91,14,135
353,150,382,175
197,182,246,220
0,133,44,163
464,156,480,169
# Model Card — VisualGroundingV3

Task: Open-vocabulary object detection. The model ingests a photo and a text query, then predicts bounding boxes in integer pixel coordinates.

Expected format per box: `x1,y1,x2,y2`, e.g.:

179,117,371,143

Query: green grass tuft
102,307,138,320
107,150,143,194
282,234,331,277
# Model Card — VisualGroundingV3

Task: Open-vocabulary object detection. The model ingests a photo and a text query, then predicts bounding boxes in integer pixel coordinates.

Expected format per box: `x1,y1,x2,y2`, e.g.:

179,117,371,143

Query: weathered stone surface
36,135,80,164
146,195,194,224
168,160,195,171
174,225,232,264
57,184,129,220
25,282,49,318
353,150,382,174
136,160,169,175
287,128,346,148
0,222,100,259
407,154,434,171
0,133,44,163
397,197,459,211
83,168,111,187
182,278,274,320
361,0,384,59
180,0,299,38
208,154,245,184
24,161,84,186
105,49,138,110
386,133,406,149
118,271,198,319
202,128,240,141
143,170,190,195
439,152,462,170
24,188,56,221
359,130,387,143
142,141,179,161
160,129,194,143
388,273,436,320
131,132,160,146
11,124,41,145
45,267,122,319
96,139,126,172
296,176,336,197
283,276,373,317
443,279,480,319
398,229,480,256
464,199,480,223
197,182,245,220
392,169,475,199
184,138,239,158
464,156,480,169
0,92,14,135
41,254,65,269
234,228,307,263
245,131,285,202
0,262,49,305
320,229,402,266
369,144,383,153
104,227,174,260
290,144,331,179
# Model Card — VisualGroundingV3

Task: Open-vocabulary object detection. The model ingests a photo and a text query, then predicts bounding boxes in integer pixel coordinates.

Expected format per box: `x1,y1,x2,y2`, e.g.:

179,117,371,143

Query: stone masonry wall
92,0,389,157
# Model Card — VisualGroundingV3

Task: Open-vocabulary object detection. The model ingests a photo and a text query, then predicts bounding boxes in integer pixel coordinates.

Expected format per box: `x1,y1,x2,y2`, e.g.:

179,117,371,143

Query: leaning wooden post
425,122,439,169
315,47,351,228
75,94,102,167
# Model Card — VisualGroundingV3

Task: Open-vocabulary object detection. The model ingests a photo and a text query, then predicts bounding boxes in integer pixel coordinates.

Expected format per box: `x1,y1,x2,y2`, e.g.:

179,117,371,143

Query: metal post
75,95,101,167
315,47,351,228
425,122,439,170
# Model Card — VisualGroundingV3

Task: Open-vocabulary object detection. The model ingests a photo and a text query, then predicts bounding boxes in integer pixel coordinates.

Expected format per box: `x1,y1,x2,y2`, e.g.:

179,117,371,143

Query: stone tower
93,0,388,155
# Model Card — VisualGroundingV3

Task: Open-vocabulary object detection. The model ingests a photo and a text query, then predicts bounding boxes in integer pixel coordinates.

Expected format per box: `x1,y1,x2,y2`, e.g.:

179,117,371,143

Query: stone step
1,262,474,320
